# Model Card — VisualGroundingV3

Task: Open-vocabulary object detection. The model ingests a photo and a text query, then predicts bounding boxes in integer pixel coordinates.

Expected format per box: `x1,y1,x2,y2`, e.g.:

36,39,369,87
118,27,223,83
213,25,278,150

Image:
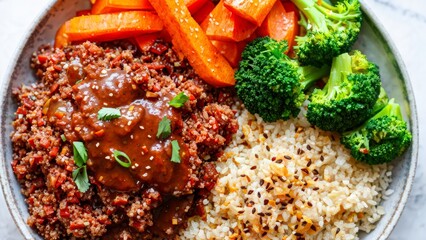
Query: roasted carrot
91,0,153,14
134,33,160,52
90,0,96,4
281,0,298,13
201,0,257,42
54,11,163,48
210,40,246,68
148,0,235,87
186,0,209,14
223,0,277,26
192,0,215,24
92,0,206,14
258,0,299,51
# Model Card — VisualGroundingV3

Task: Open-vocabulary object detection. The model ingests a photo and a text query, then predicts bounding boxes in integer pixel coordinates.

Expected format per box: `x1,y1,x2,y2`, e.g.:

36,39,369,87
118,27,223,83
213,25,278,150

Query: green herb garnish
113,150,132,168
72,141,90,192
73,141,88,167
156,116,172,139
72,166,90,193
169,92,189,108
98,107,121,121
171,140,181,163
61,134,67,142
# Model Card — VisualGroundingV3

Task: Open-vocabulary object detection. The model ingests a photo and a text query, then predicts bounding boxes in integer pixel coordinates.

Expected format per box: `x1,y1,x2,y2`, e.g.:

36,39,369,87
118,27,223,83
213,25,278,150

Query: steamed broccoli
235,37,329,122
291,0,362,66
341,99,412,165
371,87,389,115
306,51,381,132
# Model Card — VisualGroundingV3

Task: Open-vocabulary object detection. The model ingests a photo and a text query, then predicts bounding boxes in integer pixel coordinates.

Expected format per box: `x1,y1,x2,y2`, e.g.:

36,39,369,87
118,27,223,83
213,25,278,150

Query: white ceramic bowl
0,0,418,239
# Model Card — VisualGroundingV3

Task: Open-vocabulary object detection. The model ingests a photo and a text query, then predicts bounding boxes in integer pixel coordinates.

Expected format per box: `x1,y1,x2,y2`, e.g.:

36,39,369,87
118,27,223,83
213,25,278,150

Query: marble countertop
0,0,424,239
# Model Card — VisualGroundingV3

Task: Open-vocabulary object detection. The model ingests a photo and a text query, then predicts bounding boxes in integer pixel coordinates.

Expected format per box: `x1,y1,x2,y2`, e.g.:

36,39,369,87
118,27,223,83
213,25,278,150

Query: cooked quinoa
179,107,392,240
11,41,238,239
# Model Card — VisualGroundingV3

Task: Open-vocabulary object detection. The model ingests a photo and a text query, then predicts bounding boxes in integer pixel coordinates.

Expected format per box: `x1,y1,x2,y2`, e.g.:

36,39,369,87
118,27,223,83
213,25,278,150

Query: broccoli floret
371,87,389,115
291,0,362,66
341,99,412,165
306,51,381,132
235,37,329,122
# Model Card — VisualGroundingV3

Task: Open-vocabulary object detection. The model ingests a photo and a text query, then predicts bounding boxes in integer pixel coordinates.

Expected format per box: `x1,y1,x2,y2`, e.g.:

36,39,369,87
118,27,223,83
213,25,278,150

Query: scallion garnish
61,134,67,142
156,116,172,139
98,107,121,121
171,140,181,163
113,150,132,168
169,92,189,108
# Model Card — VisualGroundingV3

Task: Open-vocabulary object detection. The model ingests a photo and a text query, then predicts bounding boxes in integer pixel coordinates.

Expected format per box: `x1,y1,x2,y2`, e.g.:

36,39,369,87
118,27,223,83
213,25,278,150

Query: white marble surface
0,0,425,239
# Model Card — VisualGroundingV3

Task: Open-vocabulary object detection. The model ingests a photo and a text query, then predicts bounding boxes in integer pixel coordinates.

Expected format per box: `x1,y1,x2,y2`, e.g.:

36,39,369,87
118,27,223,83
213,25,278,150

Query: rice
179,107,392,240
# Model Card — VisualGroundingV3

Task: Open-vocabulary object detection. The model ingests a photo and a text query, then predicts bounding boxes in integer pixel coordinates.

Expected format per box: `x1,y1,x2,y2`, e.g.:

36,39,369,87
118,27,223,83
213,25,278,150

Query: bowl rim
0,1,419,239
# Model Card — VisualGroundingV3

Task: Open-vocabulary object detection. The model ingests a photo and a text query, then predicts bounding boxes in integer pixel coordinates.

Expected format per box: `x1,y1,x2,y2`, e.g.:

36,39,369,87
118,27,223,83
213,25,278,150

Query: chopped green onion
61,134,67,142
113,150,132,168
98,107,121,121
169,92,189,108
75,80,82,85
171,140,181,163
156,116,172,139
72,166,90,193
73,141,87,167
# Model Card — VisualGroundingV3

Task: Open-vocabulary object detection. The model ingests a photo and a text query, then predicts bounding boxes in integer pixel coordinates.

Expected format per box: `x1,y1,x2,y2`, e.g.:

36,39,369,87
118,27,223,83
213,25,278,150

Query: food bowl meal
0,0,418,240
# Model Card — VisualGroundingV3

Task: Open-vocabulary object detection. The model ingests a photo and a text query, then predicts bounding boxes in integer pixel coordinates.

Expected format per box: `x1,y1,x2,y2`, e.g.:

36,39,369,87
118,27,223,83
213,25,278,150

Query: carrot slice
92,0,206,14
223,0,276,26
192,0,215,24
134,33,161,52
54,11,163,48
258,0,299,52
211,40,246,68
201,0,257,42
91,0,153,14
148,0,235,87
186,0,209,14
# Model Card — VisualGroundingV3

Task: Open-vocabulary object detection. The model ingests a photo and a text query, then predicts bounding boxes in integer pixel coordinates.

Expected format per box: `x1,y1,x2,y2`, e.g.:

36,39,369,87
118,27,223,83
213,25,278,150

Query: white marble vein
0,0,425,239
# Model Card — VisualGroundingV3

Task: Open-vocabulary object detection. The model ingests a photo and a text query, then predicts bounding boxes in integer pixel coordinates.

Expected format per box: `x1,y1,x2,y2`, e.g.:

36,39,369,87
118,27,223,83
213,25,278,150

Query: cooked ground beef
11,40,238,239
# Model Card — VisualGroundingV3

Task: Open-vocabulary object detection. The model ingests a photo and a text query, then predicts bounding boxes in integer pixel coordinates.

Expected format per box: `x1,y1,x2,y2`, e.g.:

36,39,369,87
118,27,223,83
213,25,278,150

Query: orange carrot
134,33,160,52
90,0,96,4
92,0,206,14
91,0,153,14
192,0,215,24
148,0,235,87
186,0,209,14
281,0,298,13
223,0,277,26
201,0,257,42
192,1,215,24
258,0,299,51
210,40,246,68
54,11,163,48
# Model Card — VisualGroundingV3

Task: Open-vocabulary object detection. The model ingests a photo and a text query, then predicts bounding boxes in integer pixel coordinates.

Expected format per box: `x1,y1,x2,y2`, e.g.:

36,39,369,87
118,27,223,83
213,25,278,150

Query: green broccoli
371,87,389,115
341,99,412,165
235,37,329,122
291,0,362,66
306,51,381,132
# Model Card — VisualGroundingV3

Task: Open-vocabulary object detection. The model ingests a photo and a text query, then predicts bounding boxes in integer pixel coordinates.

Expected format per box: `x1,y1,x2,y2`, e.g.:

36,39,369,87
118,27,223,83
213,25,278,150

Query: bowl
0,0,419,239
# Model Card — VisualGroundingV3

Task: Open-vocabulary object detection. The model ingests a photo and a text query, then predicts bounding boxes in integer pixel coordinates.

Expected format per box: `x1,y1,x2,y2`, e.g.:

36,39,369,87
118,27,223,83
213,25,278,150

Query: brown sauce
54,70,193,193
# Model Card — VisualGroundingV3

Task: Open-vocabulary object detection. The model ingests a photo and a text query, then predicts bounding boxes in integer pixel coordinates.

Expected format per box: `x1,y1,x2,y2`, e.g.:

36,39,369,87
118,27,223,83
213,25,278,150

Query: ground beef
11,40,238,239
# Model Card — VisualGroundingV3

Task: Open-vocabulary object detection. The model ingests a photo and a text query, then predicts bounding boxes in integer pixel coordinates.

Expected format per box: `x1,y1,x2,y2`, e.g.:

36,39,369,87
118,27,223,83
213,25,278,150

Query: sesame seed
259,179,264,186
149,156,154,161
264,199,269,205
96,142,100,148
266,145,270,151
250,166,257,170
284,155,292,160
255,154,259,158
146,166,151,170
307,160,312,167
248,190,254,195
307,145,312,150
147,135,152,138
275,159,283,164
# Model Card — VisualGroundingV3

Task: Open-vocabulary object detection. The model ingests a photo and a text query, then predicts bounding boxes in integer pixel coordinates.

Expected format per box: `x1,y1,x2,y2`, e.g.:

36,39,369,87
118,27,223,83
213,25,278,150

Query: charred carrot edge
223,0,276,26
148,0,235,87
54,11,163,48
